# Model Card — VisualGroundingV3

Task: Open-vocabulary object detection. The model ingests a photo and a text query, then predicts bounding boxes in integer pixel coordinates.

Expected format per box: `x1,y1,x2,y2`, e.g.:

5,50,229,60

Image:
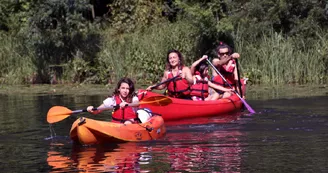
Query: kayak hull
138,90,243,121
70,115,166,145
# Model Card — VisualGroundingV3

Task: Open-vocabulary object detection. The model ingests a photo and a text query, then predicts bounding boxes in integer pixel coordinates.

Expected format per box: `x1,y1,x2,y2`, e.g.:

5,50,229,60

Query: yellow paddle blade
140,96,172,106
47,106,73,124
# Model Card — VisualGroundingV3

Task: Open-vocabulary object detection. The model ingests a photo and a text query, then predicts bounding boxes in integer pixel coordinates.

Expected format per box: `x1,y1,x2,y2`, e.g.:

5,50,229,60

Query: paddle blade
140,96,172,106
47,106,73,124
240,98,256,114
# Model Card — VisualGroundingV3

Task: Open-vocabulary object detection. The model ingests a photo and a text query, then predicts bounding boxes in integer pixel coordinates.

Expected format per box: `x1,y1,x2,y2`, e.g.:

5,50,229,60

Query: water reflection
162,128,243,172
47,117,244,173
48,142,150,172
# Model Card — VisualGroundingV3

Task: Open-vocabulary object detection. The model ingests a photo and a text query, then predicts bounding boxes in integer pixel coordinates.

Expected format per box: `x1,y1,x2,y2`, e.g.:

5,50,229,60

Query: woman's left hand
231,53,240,59
119,102,128,108
180,72,186,79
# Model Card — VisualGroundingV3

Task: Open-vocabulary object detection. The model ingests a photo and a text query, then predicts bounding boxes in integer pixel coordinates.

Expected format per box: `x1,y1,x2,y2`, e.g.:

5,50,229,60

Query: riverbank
1,84,327,100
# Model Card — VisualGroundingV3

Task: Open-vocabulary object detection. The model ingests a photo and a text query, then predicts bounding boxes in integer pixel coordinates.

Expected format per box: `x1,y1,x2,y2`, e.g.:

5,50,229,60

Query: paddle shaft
47,95,172,124
72,107,113,114
207,58,255,113
151,75,179,90
235,59,243,97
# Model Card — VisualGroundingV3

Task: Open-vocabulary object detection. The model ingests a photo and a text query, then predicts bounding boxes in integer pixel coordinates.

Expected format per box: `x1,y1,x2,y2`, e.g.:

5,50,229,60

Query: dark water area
0,90,327,172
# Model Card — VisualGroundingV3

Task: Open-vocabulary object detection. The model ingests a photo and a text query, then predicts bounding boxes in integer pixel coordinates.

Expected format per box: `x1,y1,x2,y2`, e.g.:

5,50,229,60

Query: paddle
150,75,180,90
235,58,243,98
47,95,172,124
206,58,256,113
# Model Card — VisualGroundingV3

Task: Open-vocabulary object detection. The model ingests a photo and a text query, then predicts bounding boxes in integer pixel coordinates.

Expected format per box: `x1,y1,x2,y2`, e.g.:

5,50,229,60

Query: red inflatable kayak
138,90,243,121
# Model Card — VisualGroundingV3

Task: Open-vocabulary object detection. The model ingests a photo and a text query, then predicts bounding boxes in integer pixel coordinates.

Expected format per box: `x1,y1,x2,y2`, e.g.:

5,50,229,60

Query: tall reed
0,33,35,84
235,30,328,85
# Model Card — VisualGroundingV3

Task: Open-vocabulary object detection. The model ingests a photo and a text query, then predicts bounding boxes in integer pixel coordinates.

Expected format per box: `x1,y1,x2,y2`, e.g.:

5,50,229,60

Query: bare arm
87,103,106,114
146,71,168,90
156,72,169,90
233,67,240,94
212,56,231,66
208,81,234,92
191,55,208,74
182,66,194,84
126,97,140,107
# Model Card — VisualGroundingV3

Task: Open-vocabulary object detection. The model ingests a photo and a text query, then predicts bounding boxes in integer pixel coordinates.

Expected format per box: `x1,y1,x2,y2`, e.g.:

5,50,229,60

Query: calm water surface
0,89,327,173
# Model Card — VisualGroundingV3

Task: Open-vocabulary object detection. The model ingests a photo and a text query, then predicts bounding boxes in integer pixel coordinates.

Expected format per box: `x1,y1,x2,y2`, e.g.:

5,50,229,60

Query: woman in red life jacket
209,42,241,99
87,77,140,124
146,50,193,99
190,55,234,101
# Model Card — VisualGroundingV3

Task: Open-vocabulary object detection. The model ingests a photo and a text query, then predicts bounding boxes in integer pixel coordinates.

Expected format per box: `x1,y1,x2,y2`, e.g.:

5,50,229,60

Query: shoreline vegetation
0,1,327,86
1,84,327,100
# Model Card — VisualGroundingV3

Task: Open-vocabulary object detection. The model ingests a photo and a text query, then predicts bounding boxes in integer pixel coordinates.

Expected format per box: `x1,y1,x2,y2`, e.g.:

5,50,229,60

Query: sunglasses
219,52,229,56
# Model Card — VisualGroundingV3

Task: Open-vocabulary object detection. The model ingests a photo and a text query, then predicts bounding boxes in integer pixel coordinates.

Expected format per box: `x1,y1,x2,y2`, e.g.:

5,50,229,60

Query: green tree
25,0,101,83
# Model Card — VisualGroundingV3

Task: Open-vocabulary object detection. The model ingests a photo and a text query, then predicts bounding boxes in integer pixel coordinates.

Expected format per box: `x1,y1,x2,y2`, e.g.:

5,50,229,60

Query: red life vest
212,59,236,86
190,72,209,99
111,95,137,123
167,69,190,98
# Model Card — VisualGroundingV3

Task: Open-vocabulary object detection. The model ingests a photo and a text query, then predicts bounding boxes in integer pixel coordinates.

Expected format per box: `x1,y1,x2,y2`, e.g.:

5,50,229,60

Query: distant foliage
0,0,327,85
97,20,201,84
108,0,165,34
24,0,101,83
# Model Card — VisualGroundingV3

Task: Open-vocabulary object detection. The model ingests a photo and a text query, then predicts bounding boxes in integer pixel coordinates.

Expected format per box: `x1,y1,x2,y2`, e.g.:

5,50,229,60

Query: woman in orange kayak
87,77,141,124
146,49,193,99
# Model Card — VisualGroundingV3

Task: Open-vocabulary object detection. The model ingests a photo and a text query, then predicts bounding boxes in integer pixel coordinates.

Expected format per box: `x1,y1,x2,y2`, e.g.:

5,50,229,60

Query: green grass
1,24,327,86
0,33,36,84
235,30,328,85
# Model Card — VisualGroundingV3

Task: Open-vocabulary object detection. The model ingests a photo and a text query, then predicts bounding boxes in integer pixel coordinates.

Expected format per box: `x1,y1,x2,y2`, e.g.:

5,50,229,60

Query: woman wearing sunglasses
209,42,241,100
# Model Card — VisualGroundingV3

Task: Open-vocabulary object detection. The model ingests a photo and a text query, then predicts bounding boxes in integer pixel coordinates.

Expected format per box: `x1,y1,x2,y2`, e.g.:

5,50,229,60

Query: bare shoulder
163,70,169,78
182,66,191,71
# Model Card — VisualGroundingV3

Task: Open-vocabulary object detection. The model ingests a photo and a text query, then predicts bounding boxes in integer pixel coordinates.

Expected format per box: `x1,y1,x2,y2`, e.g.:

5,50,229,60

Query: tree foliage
0,0,327,85
24,0,101,83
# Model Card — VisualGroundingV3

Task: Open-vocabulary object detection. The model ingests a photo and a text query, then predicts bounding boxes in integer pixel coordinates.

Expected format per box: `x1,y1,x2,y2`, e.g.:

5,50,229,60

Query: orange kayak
70,115,166,145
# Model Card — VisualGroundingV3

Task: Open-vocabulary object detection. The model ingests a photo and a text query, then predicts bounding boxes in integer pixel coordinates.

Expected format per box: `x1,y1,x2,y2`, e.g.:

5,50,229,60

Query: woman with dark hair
190,55,234,101
210,42,241,99
87,77,141,124
146,50,193,99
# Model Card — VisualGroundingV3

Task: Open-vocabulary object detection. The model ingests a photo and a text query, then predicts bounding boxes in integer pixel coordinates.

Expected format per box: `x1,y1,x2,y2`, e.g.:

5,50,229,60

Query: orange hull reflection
48,116,244,172
47,142,150,172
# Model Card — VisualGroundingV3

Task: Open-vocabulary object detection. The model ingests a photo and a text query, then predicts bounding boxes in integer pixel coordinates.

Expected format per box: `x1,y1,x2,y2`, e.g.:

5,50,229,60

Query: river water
0,87,327,172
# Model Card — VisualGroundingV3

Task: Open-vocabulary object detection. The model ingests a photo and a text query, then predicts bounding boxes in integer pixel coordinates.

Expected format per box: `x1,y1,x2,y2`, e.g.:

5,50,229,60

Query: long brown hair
112,77,135,102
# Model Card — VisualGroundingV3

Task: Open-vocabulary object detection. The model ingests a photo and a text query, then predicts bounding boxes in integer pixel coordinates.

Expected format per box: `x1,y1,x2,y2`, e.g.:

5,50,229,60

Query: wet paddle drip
45,124,57,140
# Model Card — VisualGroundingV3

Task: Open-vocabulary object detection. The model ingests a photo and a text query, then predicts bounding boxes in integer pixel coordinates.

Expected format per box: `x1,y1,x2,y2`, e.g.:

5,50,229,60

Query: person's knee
210,93,220,100
222,92,231,98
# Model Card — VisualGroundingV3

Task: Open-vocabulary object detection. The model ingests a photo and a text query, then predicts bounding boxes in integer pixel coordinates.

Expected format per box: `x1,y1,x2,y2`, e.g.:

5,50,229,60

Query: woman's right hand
201,55,208,60
87,106,94,112
87,106,100,115
146,85,154,91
